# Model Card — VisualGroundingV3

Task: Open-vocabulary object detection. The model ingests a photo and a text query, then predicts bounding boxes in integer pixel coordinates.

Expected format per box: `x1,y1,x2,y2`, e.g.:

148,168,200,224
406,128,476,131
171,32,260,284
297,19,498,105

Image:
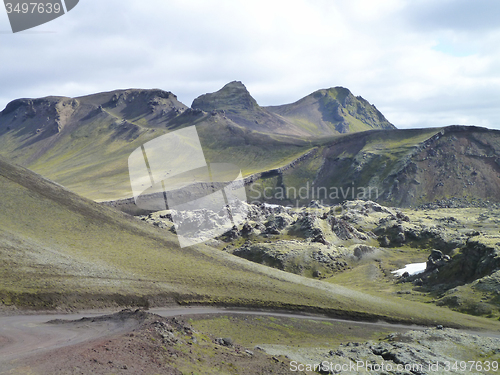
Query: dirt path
0,306,497,373
0,311,141,373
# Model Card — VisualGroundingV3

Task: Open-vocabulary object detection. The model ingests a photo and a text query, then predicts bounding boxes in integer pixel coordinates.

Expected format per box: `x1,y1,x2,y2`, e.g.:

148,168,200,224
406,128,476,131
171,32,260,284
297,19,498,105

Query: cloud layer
1,0,499,129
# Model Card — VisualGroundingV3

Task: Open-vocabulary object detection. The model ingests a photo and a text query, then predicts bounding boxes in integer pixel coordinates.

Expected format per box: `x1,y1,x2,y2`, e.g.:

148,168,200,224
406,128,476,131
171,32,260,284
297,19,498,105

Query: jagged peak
222,80,247,89
77,88,177,99
192,81,258,112
0,96,80,119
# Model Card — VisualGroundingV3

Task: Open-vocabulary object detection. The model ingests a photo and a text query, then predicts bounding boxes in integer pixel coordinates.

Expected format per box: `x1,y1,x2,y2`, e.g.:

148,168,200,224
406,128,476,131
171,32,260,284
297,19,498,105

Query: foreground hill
5,310,498,374
0,156,498,331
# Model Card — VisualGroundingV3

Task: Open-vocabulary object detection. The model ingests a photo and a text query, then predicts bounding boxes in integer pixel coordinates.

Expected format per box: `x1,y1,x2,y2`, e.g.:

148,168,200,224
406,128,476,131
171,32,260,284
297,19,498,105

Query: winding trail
0,306,495,372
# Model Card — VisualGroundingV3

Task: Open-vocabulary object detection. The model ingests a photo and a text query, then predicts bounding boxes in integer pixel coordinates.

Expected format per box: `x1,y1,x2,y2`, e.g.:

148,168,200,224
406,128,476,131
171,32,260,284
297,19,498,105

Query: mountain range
1,81,500,208
1,82,500,339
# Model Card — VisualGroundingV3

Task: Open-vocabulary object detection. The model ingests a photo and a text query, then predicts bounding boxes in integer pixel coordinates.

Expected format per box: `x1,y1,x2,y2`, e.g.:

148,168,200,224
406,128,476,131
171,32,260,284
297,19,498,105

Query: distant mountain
0,89,187,200
192,81,395,136
0,83,394,200
266,86,395,134
6,83,500,208
245,125,500,207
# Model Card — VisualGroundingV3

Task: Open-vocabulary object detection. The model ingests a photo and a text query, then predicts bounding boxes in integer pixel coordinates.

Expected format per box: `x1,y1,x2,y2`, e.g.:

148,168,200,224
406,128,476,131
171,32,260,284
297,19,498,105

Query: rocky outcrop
395,235,500,295
232,241,349,277
433,237,500,285
192,81,311,137
314,328,500,375
0,97,78,138
329,216,368,241
374,213,461,252
192,81,259,113
99,89,188,125
426,249,450,271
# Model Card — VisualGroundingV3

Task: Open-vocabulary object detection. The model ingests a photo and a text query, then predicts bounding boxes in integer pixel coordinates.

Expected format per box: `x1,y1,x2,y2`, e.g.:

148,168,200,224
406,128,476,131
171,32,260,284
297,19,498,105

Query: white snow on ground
392,262,427,277
263,203,282,209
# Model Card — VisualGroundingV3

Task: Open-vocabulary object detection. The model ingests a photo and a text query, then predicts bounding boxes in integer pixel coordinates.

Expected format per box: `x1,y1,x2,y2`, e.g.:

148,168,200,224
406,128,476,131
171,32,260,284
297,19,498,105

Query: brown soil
5,310,308,375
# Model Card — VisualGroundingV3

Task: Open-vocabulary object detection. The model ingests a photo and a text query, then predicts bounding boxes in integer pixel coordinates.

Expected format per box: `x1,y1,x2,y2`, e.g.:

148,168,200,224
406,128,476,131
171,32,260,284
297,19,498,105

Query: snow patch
392,262,426,277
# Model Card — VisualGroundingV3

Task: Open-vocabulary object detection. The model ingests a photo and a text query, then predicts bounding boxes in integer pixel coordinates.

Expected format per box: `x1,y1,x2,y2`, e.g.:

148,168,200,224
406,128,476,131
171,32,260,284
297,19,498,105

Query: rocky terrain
141,199,500,319
2,83,500,373
139,200,389,277
265,327,500,374
5,309,498,375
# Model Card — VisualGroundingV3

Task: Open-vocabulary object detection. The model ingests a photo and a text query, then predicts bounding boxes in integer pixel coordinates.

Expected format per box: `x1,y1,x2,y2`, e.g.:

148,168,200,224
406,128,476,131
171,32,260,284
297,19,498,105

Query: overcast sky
1,0,499,129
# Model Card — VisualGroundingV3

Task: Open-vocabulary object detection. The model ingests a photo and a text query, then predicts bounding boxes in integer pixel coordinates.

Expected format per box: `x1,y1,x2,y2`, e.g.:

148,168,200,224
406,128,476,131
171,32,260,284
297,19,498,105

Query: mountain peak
224,80,246,89
320,86,352,104
192,81,258,113
267,86,395,133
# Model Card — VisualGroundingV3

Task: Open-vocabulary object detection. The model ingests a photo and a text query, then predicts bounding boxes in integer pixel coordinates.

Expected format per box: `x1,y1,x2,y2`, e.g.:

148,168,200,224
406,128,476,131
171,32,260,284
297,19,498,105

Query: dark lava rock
215,337,234,347
353,245,376,259
379,236,391,247
223,226,240,241
240,222,254,236
426,249,450,271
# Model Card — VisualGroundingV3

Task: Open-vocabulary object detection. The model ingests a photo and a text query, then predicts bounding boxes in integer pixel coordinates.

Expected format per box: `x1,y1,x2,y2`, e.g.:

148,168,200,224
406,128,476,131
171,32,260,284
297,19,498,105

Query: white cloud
0,0,499,129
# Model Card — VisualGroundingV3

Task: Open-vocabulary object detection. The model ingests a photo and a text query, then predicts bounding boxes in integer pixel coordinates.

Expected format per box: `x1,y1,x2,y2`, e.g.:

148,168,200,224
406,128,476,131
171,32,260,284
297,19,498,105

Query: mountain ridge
191,81,395,136
2,82,392,138
0,81,396,200
266,86,395,134
4,83,500,208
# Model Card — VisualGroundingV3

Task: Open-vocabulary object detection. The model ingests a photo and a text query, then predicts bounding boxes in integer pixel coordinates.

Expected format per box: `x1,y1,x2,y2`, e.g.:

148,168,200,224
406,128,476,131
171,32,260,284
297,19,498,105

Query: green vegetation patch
189,314,400,349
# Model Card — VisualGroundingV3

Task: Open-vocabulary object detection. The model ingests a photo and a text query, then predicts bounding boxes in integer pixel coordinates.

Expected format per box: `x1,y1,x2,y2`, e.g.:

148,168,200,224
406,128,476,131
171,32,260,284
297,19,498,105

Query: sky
1,0,499,129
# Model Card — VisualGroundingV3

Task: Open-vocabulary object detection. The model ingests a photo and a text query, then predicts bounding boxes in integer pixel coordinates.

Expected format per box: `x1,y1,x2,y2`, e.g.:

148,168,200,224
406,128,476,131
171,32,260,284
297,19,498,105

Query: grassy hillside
0,84,396,203
266,86,395,135
0,157,499,331
247,126,500,207
0,91,313,200
3,88,500,208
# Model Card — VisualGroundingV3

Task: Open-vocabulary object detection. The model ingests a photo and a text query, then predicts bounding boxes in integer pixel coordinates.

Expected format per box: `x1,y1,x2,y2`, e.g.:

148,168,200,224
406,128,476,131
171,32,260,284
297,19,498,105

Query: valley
0,82,499,373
